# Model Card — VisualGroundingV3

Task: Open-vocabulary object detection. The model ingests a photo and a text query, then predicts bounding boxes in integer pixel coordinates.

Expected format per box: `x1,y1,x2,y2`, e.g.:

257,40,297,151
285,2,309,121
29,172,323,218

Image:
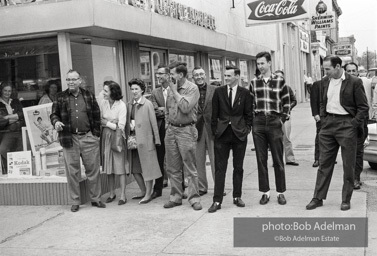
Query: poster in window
22,103,61,156
7,151,32,177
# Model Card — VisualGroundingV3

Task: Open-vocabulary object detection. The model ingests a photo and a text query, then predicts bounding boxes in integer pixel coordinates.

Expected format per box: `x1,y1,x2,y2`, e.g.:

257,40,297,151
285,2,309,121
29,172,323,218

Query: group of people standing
50,52,368,214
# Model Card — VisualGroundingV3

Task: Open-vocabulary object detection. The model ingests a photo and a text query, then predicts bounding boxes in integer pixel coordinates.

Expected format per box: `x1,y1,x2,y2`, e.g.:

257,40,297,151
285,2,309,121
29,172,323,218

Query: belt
72,130,90,135
170,122,195,127
326,113,351,118
255,112,280,117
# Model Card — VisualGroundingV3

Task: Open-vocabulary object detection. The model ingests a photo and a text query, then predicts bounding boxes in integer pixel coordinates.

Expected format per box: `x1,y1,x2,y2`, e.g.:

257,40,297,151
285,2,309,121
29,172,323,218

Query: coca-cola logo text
247,0,306,21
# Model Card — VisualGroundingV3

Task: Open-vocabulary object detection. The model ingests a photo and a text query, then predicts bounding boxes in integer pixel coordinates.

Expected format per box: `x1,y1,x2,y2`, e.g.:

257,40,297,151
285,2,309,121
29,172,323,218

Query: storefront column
122,40,141,101
57,32,72,91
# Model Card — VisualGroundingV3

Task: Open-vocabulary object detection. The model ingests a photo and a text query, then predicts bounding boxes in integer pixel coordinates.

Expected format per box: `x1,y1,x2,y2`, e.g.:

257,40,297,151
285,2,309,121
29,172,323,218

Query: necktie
163,88,168,107
229,88,233,107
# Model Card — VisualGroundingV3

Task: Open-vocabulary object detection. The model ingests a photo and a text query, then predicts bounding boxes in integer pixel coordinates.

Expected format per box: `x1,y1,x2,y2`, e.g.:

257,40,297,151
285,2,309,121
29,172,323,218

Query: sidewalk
0,102,374,256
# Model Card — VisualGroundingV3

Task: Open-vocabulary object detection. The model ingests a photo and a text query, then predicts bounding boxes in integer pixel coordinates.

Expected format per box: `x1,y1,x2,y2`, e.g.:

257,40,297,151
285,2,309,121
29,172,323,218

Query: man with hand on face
306,55,368,211
250,51,290,206
192,66,217,196
163,62,202,211
208,66,253,213
50,69,105,212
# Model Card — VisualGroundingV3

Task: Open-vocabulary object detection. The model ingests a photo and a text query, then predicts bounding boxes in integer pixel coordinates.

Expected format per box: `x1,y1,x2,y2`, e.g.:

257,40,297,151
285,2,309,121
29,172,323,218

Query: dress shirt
326,71,348,115
165,79,200,125
162,87,169,105
227,84,238,107
198,83,207,111
69,91,90,133
100,100,127,130
0,98,13,114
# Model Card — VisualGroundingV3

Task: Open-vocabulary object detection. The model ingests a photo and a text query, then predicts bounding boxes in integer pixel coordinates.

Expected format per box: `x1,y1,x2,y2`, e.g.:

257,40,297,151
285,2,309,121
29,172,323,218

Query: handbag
127,134,137,150
111,128,125,153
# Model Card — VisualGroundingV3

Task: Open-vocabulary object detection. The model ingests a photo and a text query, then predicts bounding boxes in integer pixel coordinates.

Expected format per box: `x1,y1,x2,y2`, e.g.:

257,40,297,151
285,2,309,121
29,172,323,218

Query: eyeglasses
346,70,357,73
155,72,168,76
66,78,80,82
193,73,205,78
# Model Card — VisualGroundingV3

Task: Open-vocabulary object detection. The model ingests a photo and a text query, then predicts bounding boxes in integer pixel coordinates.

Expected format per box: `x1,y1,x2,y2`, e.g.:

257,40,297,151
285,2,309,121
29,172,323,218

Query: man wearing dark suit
208,66,253,213
150,65,170,199
306,55,369,211
310,79,322,168
192,66,216,196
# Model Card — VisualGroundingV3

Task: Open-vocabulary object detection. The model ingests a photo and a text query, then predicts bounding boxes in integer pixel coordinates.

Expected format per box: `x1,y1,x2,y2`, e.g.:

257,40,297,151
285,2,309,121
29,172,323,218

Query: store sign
244,0,310,26
126,0,216,30
299,29,309,53
310,0,335,30
333,44,352,56
7,151,32,178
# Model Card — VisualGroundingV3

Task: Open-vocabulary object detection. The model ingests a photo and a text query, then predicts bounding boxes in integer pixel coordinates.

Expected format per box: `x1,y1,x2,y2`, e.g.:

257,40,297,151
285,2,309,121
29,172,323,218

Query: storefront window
169,53,195,81
209,57,223,85
226,58,237,67
139,48,167,94
70,36,121,97
240,60,249,88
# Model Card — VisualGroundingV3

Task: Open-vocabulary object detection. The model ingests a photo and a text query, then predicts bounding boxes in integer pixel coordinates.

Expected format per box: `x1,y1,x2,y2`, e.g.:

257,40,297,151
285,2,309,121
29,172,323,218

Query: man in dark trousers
310,79,322,168
50,69,105,212
208,65,253,213
250,52,290,206
306,55,369,211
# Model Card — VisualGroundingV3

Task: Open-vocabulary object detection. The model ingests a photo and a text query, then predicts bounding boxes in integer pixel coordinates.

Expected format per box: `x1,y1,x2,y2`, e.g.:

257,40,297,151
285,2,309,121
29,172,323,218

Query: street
0,102,376,256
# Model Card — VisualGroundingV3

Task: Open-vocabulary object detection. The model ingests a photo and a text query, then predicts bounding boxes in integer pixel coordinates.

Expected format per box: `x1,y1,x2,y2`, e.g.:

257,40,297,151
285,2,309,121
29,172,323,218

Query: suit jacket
287,85,297,112
51,87,101,148
310,80,322,117
150,86,166,129
196,83,216,141
320,72,369,128
211,85,253,141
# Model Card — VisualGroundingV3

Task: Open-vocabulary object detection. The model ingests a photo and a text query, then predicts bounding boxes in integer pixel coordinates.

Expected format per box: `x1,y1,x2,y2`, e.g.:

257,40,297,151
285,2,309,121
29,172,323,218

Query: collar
69,89,82,97
197,82,207,90
133,97,142,104
178,79,189,90
227,84,238,91
0,98,12,106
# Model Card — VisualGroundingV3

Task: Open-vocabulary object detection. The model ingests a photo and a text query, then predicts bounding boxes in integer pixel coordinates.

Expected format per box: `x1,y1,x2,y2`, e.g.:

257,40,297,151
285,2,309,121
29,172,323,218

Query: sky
337,0,377,56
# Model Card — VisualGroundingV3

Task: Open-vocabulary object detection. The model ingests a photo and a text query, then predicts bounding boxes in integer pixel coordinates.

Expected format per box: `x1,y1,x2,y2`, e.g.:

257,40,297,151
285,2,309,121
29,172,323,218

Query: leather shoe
151,191,162,199
312,160,319,168
233,197,245,207
354,181,361,190
105,195,116,203
71,205,79,212
286,162,299,166
277,194,287,205
118,199,127,205
139,198,152,204
199,190,207,196
341,202,351,211
91,201,106,208
306,198,323,210
208,202,221,213
163,201,182,208
192,202,202,211
182,192,188,199
260,194,270,205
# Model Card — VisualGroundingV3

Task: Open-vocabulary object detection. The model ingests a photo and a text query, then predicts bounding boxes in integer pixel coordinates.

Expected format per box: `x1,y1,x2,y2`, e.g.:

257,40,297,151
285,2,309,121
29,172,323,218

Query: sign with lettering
124,0,216,31
333,44,352,56
310,0,335,30
7,151,32,177
244,0,310,26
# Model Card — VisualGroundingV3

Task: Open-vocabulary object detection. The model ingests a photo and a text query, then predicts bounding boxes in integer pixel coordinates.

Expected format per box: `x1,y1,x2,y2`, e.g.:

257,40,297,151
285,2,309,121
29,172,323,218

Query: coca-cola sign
247,0,306,20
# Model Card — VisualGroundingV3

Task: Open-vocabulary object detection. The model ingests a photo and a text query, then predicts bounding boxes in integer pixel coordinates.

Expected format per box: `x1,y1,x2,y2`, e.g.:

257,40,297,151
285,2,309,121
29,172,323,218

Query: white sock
263,191,270,198
277,192,284,196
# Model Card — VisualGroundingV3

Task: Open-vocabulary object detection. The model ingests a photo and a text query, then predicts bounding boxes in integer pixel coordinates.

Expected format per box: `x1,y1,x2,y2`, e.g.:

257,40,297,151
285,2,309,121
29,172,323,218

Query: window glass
226,58,237,67
240,60,249,88
140,49,167,93
209,57,223,85
169,53,195,81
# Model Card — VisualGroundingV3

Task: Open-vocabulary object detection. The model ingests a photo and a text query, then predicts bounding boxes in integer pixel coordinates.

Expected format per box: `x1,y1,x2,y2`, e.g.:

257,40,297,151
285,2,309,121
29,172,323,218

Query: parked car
364,123,377,170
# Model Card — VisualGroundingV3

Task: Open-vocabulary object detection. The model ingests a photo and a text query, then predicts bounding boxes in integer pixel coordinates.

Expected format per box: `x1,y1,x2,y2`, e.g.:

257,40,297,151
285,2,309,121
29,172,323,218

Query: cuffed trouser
63,132,101,205
282,118,295,163
252,115,286,193
313,115,357,203
196,127,215,193
314,121,321,161
213,125,247,203
165,125,200,205
355,127,368,182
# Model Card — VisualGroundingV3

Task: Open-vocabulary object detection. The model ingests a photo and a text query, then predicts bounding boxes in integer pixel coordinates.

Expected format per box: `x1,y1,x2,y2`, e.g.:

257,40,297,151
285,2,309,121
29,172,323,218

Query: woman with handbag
127,78,161,204
100,81,128,205
0,82,24,174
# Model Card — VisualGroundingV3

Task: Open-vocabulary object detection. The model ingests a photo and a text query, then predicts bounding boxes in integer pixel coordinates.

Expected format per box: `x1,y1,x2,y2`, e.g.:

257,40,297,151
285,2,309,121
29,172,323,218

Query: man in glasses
50,69,105,212
192,66,216,196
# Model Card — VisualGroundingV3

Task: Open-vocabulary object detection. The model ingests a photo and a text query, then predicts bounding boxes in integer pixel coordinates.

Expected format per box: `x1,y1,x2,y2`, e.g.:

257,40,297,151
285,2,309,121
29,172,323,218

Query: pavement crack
0,212,65,245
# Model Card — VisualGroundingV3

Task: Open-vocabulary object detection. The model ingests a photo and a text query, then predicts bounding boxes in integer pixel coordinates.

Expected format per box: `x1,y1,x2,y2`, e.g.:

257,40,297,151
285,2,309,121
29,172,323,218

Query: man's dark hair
67,69,81,76
128,78,146,94
275,70,285,76
256,51,271,62
344,62,359,71
324,55,342,68
157,65,169,74
105,81,123,100
225,65,240,76
169,62,188,77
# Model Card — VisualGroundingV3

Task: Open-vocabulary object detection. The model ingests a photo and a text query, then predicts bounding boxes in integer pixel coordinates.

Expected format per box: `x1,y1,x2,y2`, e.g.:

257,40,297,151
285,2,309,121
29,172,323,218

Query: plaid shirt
50,87,101,148
250,74,290,118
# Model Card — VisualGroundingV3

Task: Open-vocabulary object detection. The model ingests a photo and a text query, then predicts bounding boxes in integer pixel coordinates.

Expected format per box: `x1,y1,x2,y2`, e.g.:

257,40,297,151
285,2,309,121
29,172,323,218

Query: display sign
7,151,32,177
310,0,335,30
299,29,310,53
335,49,351,55
333,44,352,56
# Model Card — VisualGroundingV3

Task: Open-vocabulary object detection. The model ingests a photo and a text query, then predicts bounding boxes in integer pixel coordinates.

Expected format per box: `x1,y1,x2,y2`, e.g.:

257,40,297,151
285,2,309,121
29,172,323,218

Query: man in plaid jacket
50,69,105,212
